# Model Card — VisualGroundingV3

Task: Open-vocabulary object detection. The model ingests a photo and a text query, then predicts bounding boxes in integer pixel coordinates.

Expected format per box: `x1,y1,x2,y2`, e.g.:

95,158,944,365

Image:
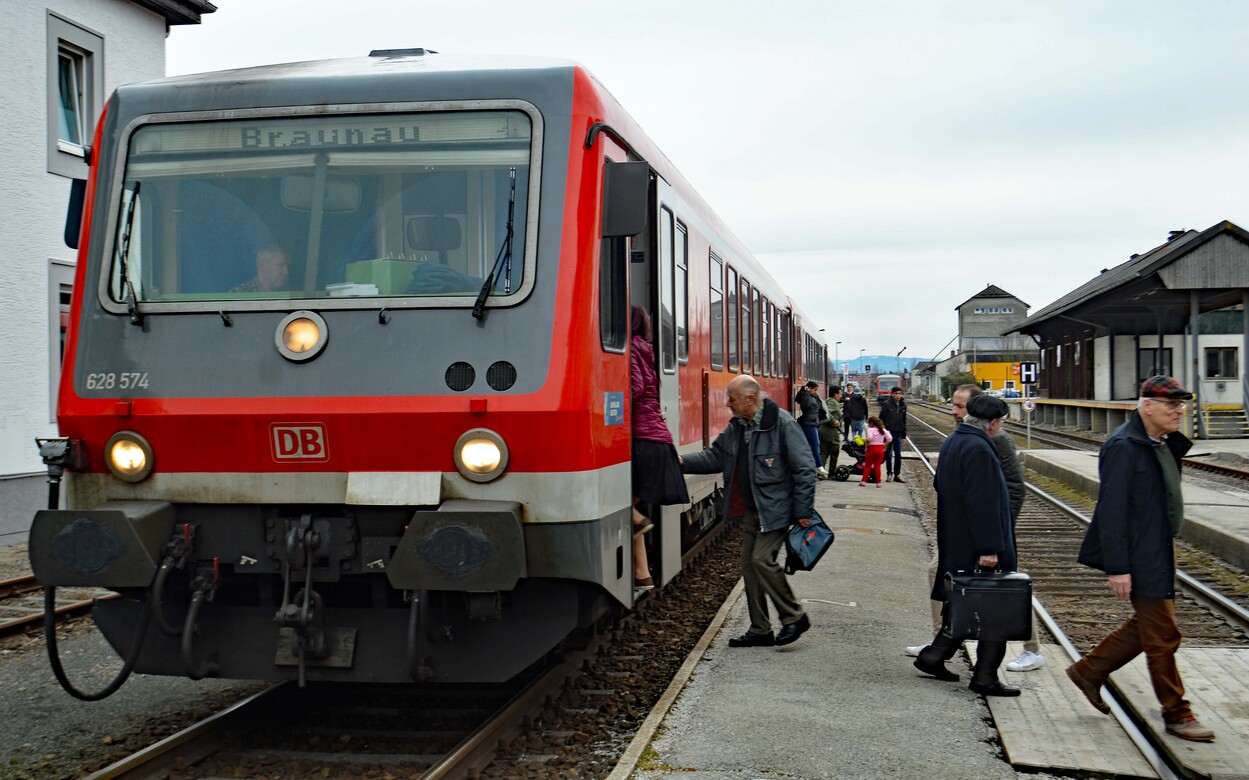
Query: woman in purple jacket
630,306,690,588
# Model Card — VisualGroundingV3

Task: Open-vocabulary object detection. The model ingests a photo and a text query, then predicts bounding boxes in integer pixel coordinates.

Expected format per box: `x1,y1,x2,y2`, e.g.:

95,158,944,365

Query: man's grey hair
961,415,996,432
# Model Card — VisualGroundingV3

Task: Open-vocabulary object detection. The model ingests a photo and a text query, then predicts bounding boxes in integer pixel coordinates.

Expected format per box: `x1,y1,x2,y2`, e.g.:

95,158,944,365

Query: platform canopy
1009,220,1249,346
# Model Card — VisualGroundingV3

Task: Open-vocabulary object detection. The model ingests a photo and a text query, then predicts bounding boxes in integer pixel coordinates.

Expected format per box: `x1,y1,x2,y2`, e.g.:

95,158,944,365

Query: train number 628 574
85,372,150,390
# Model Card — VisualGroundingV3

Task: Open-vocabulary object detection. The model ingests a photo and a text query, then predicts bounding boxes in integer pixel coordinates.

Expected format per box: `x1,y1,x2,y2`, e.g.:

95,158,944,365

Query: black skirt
632,439,691,505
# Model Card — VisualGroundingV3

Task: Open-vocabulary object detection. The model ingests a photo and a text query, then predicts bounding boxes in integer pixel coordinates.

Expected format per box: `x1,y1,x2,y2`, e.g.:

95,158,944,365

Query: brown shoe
893,475,906,484
1166,716,1215,742
1066,664,1110,714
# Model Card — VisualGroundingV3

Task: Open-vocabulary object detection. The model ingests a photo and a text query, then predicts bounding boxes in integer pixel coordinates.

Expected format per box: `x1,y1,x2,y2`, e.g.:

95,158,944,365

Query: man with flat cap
914,393,1020,696
1066,376,1214,742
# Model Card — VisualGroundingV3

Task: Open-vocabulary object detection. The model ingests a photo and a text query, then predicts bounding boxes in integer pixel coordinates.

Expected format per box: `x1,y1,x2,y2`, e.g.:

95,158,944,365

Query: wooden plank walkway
1111,646,1249,780
970,641,1157,778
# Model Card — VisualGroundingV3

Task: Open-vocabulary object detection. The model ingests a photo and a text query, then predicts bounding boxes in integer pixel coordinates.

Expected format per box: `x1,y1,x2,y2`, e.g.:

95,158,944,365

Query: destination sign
129,111,530,156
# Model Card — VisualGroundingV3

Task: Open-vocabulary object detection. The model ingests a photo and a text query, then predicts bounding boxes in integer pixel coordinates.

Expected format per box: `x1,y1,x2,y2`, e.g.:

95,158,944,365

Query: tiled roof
956,284,1028,310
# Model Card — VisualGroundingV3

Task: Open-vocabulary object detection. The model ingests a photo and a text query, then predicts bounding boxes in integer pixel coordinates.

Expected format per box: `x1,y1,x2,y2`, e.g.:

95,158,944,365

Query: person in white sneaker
906,385,1044,671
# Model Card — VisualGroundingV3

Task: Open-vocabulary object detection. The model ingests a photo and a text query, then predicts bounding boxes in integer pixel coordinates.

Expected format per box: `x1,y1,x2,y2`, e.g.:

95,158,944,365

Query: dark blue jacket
1078,411,1191,599
931,422,1016,600
682,398,816,533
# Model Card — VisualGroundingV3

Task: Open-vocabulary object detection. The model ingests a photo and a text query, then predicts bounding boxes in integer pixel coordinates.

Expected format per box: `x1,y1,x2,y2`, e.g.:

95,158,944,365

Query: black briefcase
942,570,1032,642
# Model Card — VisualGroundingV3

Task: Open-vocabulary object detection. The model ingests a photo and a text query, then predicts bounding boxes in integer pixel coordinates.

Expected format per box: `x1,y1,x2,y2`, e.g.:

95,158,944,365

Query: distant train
873,373,904,397
30,50,827,692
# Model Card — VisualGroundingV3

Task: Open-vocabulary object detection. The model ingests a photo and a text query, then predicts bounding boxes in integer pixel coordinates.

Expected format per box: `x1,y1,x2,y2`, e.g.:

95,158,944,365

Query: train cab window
726,266,739,371
102,108,539,312
709,253,724,369
658,207,676,373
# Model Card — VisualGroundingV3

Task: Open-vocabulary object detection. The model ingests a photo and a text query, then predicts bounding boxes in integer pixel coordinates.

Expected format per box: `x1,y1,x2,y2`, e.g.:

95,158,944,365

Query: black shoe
969,680,1021,697
914,657,959,682
728,631,775,647
775,614,810,646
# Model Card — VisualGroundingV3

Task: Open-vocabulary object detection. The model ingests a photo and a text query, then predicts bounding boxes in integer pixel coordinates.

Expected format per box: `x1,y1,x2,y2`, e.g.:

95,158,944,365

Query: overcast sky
166,1,1249,366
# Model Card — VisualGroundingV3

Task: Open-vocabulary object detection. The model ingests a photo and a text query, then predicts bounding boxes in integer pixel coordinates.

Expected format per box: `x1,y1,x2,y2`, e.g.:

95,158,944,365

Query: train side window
600,236,628,352
780,311,790,380
675,221,688,364
709,253,724,369
726,266,739,371
752,288,761,374
760,296,771,377
659,207,676,373
740,278,752,374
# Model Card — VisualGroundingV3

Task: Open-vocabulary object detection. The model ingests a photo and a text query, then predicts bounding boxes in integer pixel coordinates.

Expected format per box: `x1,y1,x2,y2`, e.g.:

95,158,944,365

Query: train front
28,55,634,686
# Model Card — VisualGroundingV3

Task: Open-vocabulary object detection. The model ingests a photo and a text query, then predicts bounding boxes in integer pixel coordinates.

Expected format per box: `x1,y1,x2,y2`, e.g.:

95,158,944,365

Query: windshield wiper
472,167,517,320
116,181,143,325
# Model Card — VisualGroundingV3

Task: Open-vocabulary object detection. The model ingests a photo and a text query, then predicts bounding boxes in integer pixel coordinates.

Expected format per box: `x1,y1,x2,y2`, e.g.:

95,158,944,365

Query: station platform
614,472,1249,780
1020,444,1249,572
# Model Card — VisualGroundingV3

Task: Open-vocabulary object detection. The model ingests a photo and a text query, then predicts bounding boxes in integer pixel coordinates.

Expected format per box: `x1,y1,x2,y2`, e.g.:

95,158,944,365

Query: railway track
0,574,112,639
77,525,740,779
903,413,1249,780
911,400,1249,483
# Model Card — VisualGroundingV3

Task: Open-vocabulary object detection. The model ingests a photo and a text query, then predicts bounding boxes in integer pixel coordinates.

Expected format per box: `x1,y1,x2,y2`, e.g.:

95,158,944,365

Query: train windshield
106,110,534,306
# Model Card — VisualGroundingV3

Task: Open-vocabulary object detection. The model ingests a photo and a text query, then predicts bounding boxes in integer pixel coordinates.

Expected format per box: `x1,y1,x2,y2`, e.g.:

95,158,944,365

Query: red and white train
30,49,827,691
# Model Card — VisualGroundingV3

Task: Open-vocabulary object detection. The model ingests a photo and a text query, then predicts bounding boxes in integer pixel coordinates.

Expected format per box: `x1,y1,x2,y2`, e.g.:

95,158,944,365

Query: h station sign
1019,361,1039,384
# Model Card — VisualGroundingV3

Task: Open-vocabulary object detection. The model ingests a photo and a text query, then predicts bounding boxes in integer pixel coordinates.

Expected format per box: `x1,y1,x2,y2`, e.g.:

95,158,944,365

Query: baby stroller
834,437,877,483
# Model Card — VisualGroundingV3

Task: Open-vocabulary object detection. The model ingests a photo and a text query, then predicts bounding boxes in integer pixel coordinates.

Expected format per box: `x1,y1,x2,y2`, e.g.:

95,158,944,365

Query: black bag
942,570,1032,642
784,510,834,574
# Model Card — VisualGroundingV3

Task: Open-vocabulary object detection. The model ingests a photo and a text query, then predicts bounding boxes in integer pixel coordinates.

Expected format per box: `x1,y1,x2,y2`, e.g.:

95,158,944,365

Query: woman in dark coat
914,395,1019,696
630,306,690,588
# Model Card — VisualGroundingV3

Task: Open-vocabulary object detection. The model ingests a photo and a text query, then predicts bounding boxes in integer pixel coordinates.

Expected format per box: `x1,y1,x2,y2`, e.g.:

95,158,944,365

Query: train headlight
454,428,508,483
276,310,328,362
105,431,154,483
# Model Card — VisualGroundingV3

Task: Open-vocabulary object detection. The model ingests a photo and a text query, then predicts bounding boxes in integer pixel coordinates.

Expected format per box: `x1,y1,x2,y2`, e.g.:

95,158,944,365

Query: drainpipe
1190,291,1206,439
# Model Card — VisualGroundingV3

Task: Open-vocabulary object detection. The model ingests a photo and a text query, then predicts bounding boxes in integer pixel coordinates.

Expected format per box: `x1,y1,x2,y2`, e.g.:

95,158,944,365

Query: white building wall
1092,335,1111,399
0,1,165,478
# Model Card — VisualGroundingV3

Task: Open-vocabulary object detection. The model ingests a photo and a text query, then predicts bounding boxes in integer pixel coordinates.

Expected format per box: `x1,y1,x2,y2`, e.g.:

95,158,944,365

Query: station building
0,1,214,540
1009,221,1249,438
914,284,1039,399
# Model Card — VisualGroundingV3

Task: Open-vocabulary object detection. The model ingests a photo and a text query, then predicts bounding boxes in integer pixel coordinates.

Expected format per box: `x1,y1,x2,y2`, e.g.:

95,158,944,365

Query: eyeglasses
1147,398,1188,410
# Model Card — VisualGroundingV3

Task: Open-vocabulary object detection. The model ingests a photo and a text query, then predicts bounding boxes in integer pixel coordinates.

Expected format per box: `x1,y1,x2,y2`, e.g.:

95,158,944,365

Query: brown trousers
1073,595,1191,722
740,517,804,636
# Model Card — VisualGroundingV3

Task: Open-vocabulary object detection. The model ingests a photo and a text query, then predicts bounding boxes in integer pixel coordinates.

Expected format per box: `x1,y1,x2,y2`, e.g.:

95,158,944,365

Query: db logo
270,424,329,462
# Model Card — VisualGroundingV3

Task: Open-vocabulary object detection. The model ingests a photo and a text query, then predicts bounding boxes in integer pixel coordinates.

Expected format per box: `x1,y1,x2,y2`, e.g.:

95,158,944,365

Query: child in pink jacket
860,416,893,487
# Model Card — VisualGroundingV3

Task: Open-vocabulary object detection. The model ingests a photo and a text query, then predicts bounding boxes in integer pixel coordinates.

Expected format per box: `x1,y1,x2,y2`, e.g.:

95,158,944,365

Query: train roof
156,49,579,87
109,50,822,343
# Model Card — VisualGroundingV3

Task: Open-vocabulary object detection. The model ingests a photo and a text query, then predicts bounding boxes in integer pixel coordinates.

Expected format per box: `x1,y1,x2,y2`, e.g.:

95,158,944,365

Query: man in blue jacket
682,375,817,647
913,394,1020,696
1066,376,1214,742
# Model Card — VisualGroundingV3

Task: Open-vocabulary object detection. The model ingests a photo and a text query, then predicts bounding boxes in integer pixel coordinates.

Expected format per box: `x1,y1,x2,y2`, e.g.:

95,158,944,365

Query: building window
47,13,103,179
48,261,75,421
1205,347,1238,380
